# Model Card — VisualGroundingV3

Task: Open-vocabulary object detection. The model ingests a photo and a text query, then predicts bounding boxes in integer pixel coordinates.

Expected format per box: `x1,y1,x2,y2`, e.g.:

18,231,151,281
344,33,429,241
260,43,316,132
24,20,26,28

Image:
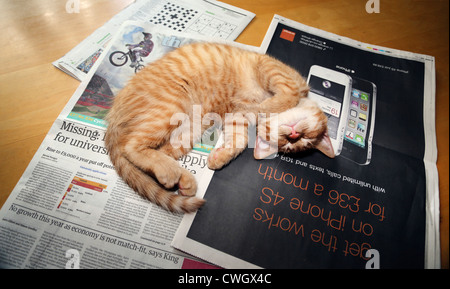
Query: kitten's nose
288,127,300,140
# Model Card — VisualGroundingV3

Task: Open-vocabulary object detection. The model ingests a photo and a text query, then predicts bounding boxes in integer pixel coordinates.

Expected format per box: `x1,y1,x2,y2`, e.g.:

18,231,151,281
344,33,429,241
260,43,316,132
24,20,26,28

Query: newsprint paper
0,16,439,269
0,21,257,269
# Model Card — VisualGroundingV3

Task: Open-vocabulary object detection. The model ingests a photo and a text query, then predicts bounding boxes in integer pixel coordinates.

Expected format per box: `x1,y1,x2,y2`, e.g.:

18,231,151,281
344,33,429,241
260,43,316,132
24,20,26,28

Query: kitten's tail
109,149,205,214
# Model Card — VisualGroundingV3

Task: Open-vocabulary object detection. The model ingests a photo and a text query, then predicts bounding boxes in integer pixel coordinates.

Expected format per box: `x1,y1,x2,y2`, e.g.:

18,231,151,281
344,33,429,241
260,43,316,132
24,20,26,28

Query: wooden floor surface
0,0,448,268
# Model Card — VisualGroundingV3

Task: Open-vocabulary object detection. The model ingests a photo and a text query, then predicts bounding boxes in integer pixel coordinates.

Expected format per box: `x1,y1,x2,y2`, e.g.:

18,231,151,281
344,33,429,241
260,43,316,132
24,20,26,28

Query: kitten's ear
316,133,335,158
254,136,278,160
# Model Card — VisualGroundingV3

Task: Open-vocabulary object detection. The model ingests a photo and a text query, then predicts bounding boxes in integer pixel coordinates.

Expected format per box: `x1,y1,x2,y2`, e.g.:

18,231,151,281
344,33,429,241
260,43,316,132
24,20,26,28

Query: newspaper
172,15,440,269
0,21,258,269
53,0,255,81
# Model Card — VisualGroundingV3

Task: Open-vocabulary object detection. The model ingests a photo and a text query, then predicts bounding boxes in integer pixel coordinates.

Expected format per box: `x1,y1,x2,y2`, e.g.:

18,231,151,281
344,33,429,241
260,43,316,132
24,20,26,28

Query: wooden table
0,0,448,268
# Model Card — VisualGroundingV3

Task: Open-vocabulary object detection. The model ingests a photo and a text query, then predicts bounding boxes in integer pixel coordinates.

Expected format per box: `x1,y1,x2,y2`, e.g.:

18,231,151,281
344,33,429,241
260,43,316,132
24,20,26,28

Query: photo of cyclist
126,32,154,68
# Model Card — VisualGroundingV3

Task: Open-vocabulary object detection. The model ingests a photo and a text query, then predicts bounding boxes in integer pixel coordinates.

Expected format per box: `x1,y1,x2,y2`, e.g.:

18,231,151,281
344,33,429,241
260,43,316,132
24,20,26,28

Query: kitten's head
254,98,334,159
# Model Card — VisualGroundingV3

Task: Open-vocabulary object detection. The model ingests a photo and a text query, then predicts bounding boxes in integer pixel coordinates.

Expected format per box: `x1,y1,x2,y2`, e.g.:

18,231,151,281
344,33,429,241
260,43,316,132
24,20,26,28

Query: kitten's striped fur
105,42,315,213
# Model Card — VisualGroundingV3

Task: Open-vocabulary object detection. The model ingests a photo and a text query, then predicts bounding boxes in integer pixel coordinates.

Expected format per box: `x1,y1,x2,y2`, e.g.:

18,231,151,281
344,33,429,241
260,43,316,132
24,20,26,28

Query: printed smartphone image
340,77,377,165
307,65,351,156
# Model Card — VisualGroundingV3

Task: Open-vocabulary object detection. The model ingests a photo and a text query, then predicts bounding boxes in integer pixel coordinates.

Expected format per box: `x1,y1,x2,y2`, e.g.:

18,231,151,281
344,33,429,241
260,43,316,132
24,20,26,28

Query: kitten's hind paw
154,160,182,189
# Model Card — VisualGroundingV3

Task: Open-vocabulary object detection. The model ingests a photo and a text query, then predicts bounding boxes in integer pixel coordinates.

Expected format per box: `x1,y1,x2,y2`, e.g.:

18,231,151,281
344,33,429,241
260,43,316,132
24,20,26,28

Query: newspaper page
172,15,440,269
0,21,258,269
53,0,255,81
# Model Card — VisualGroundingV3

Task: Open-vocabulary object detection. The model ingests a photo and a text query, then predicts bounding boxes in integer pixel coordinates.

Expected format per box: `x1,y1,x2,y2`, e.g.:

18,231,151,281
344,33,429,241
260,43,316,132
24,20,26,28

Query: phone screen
307,75,346,140
344,87,371,148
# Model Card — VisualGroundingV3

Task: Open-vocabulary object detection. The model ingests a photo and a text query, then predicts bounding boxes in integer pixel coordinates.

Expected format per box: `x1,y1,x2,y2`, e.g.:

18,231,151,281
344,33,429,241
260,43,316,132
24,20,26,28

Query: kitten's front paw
207,147,235,170
178,169,197,197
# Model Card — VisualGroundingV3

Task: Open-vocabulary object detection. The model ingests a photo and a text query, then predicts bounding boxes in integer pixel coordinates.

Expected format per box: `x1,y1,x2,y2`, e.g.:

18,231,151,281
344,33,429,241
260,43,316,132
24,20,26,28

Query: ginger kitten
105,42,332,213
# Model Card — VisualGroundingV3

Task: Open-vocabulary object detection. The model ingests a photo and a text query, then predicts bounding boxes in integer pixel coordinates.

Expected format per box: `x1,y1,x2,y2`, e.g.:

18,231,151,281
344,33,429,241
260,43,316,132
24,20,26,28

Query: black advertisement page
184,21,428,268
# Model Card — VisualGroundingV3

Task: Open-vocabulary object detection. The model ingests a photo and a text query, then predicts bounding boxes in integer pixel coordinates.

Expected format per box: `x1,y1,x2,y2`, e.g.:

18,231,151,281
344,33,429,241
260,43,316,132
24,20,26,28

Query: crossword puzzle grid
148,1,237,39
186,14,237,39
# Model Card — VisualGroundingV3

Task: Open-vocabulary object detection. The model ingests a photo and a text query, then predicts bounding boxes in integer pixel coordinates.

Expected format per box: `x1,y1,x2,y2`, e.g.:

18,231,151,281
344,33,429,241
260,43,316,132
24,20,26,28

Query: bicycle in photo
109,48,145,73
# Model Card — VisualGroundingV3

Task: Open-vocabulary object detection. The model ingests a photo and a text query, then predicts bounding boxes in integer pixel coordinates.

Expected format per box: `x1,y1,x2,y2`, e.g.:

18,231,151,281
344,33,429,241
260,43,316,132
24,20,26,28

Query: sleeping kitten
105,42,332,213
